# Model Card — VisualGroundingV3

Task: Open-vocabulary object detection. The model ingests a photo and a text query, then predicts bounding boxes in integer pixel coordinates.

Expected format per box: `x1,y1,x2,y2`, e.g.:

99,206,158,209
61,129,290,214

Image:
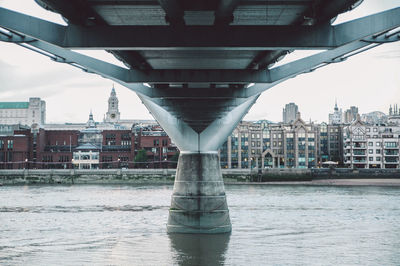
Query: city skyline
0,0,399,124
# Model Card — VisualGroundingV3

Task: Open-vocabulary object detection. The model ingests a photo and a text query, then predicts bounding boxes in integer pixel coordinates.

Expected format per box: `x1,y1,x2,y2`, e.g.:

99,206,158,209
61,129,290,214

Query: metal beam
1,7,399,49
157,0,185,26
2,34,393,86
214,0,241,26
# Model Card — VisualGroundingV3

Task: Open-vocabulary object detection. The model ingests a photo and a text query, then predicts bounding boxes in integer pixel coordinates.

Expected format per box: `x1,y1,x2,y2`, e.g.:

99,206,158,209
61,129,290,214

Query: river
1,184,399,265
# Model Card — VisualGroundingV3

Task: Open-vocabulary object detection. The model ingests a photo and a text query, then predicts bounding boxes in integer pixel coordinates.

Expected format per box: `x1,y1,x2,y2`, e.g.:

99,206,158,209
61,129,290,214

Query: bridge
1,0,399,233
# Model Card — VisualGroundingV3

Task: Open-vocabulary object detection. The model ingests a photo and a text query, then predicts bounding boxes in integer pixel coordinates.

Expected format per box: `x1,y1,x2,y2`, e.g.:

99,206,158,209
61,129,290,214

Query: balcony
353,145,366,149
384,157,399,163
384,151,399,156
384,161,399,164
353,160,367,163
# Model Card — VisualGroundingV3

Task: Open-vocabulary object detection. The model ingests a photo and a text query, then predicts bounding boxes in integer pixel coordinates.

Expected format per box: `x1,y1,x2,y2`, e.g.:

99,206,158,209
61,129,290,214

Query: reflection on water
169,233,231,265
0,184,400,265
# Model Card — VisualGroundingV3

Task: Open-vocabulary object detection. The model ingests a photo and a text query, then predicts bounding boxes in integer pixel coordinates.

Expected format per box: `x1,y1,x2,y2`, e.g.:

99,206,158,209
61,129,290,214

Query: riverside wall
0,168,400,185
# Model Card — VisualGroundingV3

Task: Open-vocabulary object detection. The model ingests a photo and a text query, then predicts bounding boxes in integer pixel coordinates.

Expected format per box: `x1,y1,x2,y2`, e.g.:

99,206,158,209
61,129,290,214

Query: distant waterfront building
343,115,400,169
282,103,298,123
343,106,359,124
221,113,320,169
319,122,343,164
0,97,46,126
328,100,342,125
104,85,121,123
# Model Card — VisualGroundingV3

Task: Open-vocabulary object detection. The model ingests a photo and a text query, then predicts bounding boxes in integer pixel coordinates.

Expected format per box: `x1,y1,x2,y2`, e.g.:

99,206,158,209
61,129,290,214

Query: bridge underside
1,0,399,233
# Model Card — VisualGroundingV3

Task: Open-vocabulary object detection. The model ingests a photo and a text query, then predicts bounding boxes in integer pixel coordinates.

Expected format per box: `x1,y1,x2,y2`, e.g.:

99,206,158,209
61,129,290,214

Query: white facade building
343,115,400,168
0,97,46,126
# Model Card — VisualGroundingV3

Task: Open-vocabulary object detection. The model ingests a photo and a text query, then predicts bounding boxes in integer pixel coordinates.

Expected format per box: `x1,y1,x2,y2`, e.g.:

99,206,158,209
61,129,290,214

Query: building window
368,142,373,146
0,140,3,150
366,128,370,132
7,140,13,150
373,128,378,132
368,149,373,154
385,142,397,148
376,149,381,154
376,142,381,147
106,134,116,145
369,157,373,161
376,157,381,161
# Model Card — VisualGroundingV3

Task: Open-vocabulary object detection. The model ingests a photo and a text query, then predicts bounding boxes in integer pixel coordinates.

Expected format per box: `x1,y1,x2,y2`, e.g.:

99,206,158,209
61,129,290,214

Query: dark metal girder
157,0,185,26
214,0,241,26
34,0,151,70
1,7,399,50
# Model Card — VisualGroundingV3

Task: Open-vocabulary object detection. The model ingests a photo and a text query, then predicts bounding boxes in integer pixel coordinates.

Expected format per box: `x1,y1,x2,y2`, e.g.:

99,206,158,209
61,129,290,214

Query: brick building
0,125,32,169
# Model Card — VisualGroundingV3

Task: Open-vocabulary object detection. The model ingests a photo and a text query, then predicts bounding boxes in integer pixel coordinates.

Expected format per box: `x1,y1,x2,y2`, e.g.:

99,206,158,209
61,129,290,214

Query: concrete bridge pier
138,94,259,233
167,152,231,233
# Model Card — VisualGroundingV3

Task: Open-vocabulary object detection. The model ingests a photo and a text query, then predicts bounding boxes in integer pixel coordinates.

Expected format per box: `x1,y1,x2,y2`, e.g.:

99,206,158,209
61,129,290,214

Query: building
388,104,400,125
0,124,32,169
343,106,359,124
282,103,298,123
104,85,121,123
0,97,46,126
133,125,178,168
343,115,400,169
221,113,320,169
319,123,343,164
328,100,342,125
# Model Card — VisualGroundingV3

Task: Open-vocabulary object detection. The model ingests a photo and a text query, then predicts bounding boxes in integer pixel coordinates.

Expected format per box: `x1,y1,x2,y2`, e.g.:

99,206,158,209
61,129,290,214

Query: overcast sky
0,0,399,124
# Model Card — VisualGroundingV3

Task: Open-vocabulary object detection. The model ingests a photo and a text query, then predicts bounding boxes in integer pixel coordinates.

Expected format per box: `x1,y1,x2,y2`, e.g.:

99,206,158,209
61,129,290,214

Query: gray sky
0,0,399,124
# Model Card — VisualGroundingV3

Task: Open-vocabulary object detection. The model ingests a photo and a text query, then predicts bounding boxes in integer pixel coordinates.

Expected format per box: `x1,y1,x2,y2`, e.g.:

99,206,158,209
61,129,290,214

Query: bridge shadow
168,233,231,265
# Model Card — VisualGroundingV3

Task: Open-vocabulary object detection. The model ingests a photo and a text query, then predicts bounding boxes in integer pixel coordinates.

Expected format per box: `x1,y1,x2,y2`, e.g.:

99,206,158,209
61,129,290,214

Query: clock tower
105,85,120,123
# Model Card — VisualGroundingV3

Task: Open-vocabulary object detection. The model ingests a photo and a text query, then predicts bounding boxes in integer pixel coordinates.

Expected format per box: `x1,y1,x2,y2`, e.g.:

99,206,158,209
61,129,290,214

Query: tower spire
105,84,120,123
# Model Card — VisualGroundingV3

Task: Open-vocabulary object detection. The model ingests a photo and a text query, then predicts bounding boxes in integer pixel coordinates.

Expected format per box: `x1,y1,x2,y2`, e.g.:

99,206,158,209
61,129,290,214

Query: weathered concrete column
139,94,258,234
167,152,231,233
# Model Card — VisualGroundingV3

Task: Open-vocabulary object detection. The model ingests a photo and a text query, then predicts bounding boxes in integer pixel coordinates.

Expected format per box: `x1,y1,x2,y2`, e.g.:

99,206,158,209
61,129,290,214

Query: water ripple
0,205,169,213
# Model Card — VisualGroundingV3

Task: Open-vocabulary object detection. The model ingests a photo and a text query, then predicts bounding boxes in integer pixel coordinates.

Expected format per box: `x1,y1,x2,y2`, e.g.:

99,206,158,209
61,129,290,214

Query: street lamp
25,158,28,169
117,158,121,169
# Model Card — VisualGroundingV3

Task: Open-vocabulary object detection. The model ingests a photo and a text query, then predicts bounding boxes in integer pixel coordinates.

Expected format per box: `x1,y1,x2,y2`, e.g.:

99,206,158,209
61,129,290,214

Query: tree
134,149,147,168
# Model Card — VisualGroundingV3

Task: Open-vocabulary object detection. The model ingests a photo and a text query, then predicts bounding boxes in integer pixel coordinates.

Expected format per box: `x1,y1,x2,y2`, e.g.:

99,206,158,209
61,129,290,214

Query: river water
1,184,399,265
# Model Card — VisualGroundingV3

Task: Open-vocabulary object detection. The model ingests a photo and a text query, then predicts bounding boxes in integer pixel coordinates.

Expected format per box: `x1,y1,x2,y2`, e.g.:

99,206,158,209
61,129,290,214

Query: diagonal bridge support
1,5,399,233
